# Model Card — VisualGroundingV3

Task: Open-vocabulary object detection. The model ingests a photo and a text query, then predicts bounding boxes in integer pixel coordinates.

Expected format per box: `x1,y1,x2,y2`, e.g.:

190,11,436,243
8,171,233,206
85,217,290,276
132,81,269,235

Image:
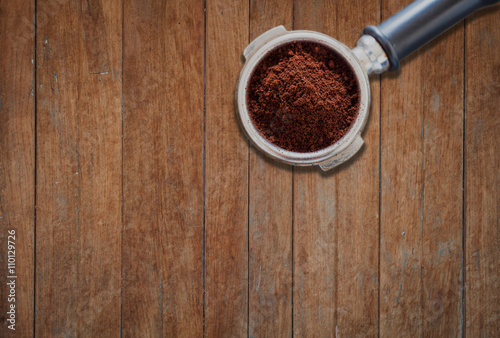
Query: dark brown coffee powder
247,41,360,152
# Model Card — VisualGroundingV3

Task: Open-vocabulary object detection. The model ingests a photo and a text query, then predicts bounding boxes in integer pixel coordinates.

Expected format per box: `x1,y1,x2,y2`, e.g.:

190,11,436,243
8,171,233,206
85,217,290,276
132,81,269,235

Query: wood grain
293,167,337,336
293,0,380,336
465,7,500,336
248,1,293,337
162,0,204,335
419,26,464,336
0,0,35,336
1,0,499,335
81,0,110,75
122,0,204,336
293,2,339,335
36,0,122,335
122,0,164,334
36,0,85,335
76,0,122,335
380,0,464,336
205,0,249,336
334,0,380,335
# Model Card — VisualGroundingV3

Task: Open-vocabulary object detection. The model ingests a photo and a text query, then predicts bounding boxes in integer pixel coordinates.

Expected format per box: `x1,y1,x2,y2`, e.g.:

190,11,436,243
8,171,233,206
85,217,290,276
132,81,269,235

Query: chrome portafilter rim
236,28,371,169
237,0,497,169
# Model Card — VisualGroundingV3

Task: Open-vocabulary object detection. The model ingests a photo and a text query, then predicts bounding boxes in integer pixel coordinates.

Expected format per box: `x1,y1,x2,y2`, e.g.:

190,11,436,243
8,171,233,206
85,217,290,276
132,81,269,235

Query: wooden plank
122,0,204,336
248,1,293,336
0,0,35,336
36,0,122,335
205,0,249,336
293,2,339,335
465,7,500,336
380,0,464,335
418,26,464,337
293,168,337,336
76,0,122,335
122,1,164,334
162,0,204,335
294,0,380,335
334,0,380,335
36,1,82,335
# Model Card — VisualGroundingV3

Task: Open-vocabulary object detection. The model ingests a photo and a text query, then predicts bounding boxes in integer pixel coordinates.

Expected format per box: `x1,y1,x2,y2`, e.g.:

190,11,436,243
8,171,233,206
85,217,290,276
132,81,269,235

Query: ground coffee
247,41,360,153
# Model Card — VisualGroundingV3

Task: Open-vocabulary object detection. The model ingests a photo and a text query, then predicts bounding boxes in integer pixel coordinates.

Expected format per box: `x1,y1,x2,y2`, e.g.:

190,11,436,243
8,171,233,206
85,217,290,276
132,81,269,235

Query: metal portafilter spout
361,0,500,73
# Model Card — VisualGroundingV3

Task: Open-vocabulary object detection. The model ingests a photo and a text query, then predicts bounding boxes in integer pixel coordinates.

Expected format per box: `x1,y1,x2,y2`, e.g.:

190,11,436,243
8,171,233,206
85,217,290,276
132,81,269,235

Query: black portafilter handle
363,0,500,71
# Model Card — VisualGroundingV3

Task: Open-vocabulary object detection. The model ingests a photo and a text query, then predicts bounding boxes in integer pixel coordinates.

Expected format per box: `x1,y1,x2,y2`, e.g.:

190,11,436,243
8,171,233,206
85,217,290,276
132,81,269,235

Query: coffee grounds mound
247,41,360,153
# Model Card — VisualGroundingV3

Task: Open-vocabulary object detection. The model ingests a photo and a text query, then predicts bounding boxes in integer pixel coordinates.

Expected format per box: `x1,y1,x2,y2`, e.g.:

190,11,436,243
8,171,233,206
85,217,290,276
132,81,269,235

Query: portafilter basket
236,0,499,170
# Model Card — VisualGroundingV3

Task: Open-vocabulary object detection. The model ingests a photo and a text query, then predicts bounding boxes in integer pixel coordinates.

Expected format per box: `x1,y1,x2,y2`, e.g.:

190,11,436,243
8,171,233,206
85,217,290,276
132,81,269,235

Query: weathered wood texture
122,0,204,336
465,7,500,337
122,0,164,334
293,3,338,334
248,0,293,337
332,0,381,335
380,0,464,336
0,0,35,336
36,0,122,336
293,0,380,336
0,0,499,336
205,0,249,336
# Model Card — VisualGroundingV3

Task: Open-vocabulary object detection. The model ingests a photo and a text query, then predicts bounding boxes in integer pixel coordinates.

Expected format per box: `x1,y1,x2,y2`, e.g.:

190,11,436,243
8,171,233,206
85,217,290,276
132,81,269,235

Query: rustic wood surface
0,0,499,337
0,0,35,336
248,1,293,337
379,1,464,335
35,0,122,336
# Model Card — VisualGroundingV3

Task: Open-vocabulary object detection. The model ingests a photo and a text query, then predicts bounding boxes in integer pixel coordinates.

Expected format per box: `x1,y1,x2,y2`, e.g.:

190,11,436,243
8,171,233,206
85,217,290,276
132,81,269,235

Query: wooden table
1,0,499,336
